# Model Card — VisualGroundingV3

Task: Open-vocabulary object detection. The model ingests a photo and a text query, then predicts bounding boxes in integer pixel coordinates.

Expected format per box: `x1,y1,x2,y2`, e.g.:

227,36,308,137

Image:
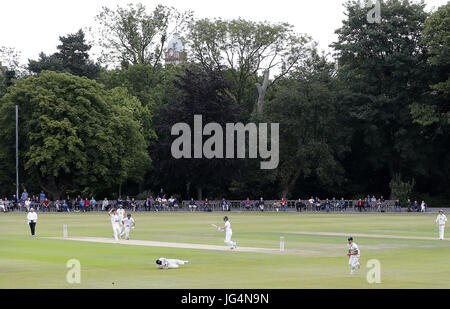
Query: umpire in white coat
27,208,38,236
436,210,447,240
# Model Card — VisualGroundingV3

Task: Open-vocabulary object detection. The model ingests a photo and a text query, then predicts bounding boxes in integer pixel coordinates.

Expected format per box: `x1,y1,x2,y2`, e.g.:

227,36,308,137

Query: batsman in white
156,258,189,269
436,209,447,240
347,237,360,275
108,208,121,241
120,213,135,240
212,216,237,250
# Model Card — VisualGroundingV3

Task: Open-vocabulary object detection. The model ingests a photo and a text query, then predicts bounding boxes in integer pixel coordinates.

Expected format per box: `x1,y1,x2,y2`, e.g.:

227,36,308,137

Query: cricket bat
211,224,221,231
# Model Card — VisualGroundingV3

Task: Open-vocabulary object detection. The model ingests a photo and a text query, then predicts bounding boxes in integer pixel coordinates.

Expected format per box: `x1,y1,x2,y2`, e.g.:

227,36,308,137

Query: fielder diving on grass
211,216,237,249
156,258,189,269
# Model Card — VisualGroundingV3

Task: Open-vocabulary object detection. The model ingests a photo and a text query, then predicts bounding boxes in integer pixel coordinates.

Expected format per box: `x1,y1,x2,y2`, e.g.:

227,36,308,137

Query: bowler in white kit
436,210,447,240
347,237,360,275
108,208,121,241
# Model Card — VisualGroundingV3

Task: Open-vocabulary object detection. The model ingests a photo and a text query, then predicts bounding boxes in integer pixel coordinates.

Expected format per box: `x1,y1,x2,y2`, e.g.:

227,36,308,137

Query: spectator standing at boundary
54,200,61,212
308,197,314,211
63,200,68,212
258,198,265,212
145,197,151,211
203,198,211,212
295,198,304,212
280,198,287,212
102,198,109,211
27,208,38,237
158,188,165,199
161,196,168,211
131,198,137,211
413,200,419,212
21,189,28,203
85,198,90,212
80,198,85,212
25,198,32,212
11,195,18,211
221,198,229,211
0,199,6,212
314,197,321,212
339,198,345,212
357,199,363,212
39,191,45,203
90,197,96,211
421,201,427,212
168,196,175,210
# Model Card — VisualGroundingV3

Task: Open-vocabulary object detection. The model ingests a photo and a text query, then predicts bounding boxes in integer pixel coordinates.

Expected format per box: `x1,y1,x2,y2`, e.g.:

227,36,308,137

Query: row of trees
0,1,449,205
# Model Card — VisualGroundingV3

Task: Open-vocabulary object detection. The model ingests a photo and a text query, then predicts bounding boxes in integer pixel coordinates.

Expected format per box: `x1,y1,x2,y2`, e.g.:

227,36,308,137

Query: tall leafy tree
150,64,241,199
28,29,100,79
187,18,312,116
0,71,151,199
411,2,450,132
332,0,432,196
95,3,192,67
263,50,347,198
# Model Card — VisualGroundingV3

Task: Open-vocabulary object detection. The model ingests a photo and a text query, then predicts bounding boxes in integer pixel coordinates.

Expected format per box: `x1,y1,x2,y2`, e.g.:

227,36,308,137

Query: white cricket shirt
436,214,447,225
348,242,360,256
123,217,135,227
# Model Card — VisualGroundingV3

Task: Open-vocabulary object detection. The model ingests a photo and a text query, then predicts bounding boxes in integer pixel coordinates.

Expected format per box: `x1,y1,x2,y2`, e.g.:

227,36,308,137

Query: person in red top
85,198,90,212
280,198,287,212
357,199,363,212
42,198,50,212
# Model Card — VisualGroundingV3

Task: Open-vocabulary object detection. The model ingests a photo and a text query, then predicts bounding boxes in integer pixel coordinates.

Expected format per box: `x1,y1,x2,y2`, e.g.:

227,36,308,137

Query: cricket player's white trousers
167,259,189,269
349,255,360,267
439,225,445,240
224,231,236,247
121,226,131,239
112,224,121,240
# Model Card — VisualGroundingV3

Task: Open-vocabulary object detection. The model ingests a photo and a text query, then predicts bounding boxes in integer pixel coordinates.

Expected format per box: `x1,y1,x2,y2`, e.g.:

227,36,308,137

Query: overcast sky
0,0,447,65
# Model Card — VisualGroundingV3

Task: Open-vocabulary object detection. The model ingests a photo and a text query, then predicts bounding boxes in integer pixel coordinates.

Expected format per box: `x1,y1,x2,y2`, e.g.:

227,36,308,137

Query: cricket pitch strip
49,236,309,255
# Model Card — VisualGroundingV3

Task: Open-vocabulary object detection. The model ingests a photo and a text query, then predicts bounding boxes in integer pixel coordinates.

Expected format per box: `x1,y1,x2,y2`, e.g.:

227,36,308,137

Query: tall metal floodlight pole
16,105,19,200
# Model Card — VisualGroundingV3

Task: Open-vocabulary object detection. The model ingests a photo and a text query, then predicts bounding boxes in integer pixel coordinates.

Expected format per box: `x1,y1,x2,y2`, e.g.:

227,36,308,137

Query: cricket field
0,212,449,289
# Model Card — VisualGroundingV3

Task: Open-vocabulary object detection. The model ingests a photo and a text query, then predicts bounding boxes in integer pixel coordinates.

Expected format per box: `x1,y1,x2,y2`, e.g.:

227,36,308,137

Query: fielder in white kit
156,257,189,269
108,208,121,241
120,213,135,240
436,210,447,240
347,237,360,275
117,205,125,234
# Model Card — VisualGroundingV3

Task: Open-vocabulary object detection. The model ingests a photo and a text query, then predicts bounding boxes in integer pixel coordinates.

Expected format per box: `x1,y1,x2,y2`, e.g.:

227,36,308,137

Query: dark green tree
263,50,347,198
0,71,151,199
332,0,432,197
28,29,100,79
150,64,241,199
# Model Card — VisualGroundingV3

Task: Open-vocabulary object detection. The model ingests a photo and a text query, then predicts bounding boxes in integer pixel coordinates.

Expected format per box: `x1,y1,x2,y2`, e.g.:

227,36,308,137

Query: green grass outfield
0,212,449,289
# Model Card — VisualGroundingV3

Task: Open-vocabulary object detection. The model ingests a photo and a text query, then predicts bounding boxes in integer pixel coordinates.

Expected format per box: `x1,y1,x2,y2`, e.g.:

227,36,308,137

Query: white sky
0,0,447,66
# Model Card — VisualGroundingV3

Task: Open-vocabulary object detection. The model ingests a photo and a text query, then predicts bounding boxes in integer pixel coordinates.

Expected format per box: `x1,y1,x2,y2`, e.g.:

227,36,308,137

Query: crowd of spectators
0,188,430,213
